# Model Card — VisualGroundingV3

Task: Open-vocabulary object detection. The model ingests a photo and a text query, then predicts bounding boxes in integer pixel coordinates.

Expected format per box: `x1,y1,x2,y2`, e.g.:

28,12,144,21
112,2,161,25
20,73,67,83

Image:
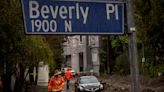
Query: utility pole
107,36,110,74
86,36,91,71
126,0,140,92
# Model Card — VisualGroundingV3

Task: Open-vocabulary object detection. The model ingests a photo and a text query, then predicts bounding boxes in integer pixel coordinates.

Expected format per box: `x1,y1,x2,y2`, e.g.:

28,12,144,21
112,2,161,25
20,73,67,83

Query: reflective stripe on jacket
48,75,65,92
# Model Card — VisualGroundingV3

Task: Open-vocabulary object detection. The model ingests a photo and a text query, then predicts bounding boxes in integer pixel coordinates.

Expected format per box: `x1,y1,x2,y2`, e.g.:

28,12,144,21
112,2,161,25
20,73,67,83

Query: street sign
21,0,124,34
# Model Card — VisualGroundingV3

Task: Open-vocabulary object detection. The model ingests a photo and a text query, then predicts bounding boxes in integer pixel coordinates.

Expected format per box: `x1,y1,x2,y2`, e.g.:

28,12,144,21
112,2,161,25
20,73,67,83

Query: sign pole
126,0,140,92
86,35,92,71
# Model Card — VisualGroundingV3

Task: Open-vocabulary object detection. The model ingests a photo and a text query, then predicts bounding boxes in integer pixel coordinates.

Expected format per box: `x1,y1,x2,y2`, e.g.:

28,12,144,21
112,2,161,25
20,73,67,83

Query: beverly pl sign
21,0,124,34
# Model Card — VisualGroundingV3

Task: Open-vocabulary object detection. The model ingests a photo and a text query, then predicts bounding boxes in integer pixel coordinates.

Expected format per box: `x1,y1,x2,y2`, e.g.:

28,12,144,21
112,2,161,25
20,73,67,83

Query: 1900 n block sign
21,0,124,34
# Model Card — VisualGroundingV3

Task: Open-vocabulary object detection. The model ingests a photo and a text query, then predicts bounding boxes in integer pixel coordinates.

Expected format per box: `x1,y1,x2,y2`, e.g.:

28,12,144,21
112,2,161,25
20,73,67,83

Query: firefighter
64,67,73,89
48,71,65,92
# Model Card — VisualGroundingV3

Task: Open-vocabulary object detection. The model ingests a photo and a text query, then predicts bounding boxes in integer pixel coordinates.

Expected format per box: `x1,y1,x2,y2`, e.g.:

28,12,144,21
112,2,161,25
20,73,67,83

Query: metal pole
126,0,140,92
86,35,91,71
107,36,109,74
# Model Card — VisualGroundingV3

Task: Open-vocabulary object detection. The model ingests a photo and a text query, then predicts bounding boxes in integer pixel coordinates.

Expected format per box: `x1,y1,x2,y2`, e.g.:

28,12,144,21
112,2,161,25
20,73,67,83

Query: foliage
19,36,54,66
0,0,54,91
99,35,128,74
45,35,65,74
99,36,108,73
135,0,164,76
113,52,130,75
111,35,128,56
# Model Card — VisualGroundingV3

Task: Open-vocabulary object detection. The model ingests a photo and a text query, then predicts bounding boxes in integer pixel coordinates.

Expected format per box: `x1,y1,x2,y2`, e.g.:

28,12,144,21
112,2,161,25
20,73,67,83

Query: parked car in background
61,67,76,77
74,76,103,92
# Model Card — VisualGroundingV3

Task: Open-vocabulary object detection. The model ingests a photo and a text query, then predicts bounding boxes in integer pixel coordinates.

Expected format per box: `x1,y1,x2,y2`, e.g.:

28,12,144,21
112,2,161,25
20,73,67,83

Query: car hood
80,82,101,88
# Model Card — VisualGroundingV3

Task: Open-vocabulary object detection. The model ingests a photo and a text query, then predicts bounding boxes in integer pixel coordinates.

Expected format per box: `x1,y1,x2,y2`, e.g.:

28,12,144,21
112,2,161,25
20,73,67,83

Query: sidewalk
31,85,48,92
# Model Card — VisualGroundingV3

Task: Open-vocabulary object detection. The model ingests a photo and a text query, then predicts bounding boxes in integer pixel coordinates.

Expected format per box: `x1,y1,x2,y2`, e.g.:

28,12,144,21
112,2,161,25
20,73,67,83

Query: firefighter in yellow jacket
48,71,65,92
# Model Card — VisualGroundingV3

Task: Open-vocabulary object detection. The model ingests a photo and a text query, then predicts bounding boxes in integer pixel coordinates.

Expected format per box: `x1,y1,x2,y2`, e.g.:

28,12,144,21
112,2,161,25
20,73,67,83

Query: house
63,35,100,76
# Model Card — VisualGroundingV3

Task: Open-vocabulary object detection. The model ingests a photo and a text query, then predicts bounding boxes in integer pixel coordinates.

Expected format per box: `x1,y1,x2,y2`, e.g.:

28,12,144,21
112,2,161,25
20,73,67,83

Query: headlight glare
100,84,103,89
79,86,84,91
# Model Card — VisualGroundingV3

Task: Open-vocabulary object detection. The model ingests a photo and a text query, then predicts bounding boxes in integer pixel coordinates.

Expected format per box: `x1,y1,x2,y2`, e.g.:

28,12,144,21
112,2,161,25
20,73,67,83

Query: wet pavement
62,78,76,92
31,75,164,92
31,78,76,92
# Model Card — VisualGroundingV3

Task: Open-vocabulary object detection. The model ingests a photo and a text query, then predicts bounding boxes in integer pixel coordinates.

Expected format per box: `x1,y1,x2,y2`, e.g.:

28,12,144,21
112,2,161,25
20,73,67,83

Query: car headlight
79,86,84,91
100,84,103,89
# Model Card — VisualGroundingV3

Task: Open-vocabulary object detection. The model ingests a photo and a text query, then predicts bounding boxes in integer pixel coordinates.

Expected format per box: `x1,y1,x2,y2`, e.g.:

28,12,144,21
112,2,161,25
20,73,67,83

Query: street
31,78,76,92
62,78,76,92
31,75,164,92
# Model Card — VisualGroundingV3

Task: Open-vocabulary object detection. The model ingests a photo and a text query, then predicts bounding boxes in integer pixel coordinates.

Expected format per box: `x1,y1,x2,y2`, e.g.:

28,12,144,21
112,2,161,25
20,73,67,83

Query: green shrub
113,52,130,75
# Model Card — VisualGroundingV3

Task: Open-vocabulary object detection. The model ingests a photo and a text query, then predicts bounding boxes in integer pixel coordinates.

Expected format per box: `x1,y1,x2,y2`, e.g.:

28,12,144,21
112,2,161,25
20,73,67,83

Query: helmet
54,70,61,75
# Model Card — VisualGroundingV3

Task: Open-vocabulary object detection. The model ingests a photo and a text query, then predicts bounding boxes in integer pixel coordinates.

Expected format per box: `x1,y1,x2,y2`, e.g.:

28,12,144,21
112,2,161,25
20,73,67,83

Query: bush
113,52,130,75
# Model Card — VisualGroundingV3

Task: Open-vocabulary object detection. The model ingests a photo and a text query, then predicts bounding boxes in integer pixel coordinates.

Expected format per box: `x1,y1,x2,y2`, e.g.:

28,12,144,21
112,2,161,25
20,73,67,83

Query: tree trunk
106,37,109,74
3,62,12,92
13,63,25,92
29,65,34,84
107,36,114,74
3,73,12,92
13,77,19,92
34,65,38,85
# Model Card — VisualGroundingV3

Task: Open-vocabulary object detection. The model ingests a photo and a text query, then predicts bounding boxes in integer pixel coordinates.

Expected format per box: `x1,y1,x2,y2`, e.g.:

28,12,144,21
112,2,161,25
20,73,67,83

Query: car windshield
80,77,99,84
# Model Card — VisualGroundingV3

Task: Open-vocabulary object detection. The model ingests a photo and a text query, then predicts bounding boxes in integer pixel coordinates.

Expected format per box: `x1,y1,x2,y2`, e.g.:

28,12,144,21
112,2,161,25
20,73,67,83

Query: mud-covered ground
99,75,164,92
30,75,164,92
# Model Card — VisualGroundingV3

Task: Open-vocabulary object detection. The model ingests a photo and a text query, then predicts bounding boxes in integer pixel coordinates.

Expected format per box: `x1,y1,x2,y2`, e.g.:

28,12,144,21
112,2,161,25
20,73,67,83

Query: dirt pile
99,75,164,92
